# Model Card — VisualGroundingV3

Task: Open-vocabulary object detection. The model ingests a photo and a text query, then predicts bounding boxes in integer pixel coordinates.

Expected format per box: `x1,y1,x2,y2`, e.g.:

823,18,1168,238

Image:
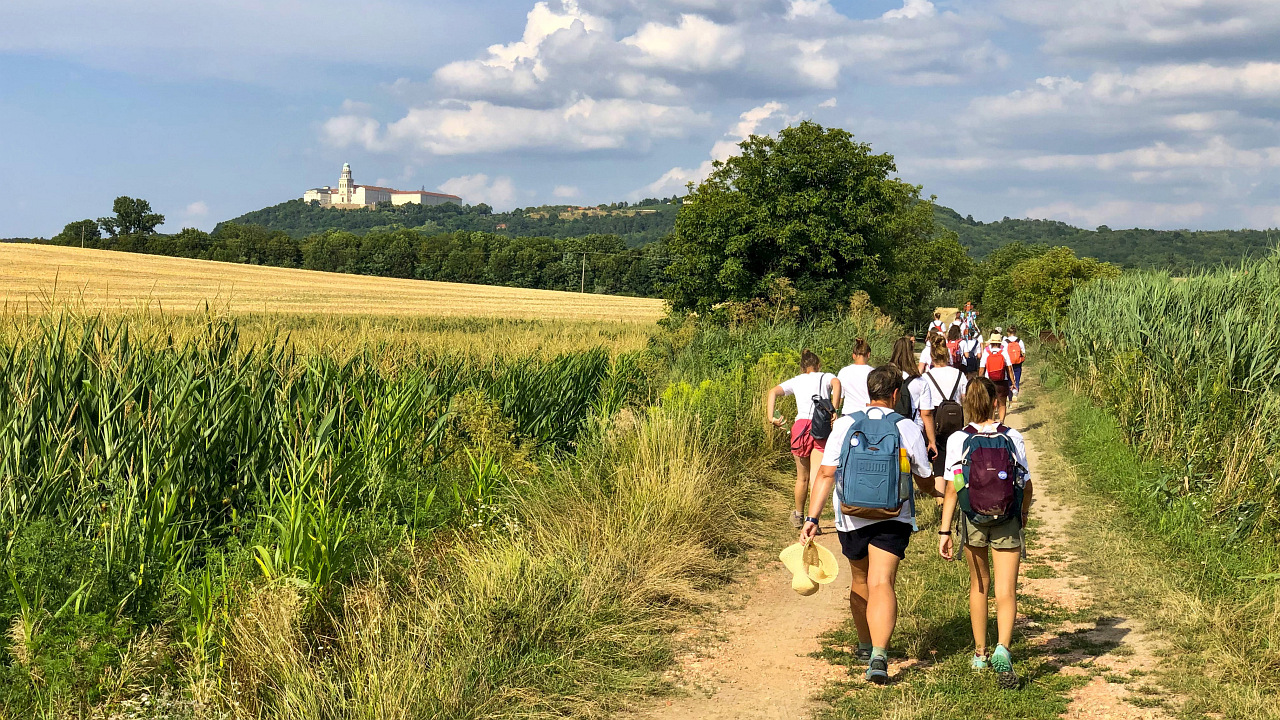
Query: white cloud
622,14,745,71
1004,0,1280,61
438,174,519,209
553,185,580,197
323,97,708,155
1023,200,1210,229
183,201,209,218
638,100,796,197
818,97,838,108
883,0,935,21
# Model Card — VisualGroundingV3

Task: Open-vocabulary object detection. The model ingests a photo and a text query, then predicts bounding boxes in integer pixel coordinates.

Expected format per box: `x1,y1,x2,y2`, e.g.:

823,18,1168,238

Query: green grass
1033,360,1280,718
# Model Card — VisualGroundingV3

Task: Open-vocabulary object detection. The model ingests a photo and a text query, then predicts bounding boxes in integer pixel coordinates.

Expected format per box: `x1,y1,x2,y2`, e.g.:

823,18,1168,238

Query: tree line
44,211,669,297
225,196,681,247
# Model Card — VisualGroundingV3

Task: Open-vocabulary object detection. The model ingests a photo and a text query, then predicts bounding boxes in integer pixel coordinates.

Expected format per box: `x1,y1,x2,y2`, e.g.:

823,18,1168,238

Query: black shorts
992,379,1012,400
838,521,913,561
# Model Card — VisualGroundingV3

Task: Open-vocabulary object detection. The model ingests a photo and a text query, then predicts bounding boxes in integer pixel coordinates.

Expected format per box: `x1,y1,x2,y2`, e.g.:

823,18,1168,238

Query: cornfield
1061,250,1280,532
0,315,638,640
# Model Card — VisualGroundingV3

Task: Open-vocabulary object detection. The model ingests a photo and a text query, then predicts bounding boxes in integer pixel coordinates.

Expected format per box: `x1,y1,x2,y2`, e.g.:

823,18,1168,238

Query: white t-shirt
943,422,1032,486
960,337,981,359
901,371,928,428
822,407,932,531
836,363,873,415
921,366,967,411
929,320,946,335
779,371,834,420
918,342,932,370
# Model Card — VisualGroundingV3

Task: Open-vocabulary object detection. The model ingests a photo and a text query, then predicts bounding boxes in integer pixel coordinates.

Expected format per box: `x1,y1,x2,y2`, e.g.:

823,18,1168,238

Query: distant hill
220,198,681,248
934,206,1279,273
219,198,1278,274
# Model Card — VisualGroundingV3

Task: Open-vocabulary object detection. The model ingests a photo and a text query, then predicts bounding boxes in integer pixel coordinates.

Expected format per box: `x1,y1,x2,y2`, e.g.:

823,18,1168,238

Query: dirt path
631,521,849,720
1010,392,1177,720
631,377,1178,720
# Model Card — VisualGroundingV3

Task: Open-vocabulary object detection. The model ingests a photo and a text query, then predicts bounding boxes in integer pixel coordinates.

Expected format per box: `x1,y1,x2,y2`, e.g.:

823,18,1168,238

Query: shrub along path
633,371,1191,719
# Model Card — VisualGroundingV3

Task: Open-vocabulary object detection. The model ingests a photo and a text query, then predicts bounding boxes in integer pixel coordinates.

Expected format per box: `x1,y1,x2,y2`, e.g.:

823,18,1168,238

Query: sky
3,0,1280,237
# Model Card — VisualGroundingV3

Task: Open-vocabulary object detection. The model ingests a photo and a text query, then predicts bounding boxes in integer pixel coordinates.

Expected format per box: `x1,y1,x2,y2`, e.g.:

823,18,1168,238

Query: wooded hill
933,206,1279,274
216,198,1278,274
222,198,680,248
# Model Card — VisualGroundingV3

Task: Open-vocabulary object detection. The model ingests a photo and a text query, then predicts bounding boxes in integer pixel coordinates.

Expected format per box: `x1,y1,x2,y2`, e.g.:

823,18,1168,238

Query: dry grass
0,244,665,323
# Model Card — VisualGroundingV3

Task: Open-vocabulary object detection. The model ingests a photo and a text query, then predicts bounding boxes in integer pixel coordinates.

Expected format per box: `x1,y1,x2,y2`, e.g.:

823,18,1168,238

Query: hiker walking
920,342,968,501
918,328,945,374
959,302,979,335
928,312,947,337
1003,326,1026,400
888,336,928,430
946,326,965,370
938,377,1034,689
836,338,874,416
768,350,842,530
978,333,1014,424
960,328,981,375
799,366,938,684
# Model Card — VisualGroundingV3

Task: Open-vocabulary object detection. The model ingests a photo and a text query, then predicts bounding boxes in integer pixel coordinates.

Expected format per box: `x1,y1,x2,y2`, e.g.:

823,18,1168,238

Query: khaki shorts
960,515,1022,550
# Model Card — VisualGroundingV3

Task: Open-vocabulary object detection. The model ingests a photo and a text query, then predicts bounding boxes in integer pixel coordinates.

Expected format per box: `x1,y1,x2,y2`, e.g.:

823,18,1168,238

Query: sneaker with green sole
991,645,1018,689
970,653,989,671
852,646,872,665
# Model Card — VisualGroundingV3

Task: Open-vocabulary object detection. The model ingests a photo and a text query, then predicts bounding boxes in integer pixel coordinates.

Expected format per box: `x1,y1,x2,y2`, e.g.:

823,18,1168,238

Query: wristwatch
805,516,821,526
938,530,952,536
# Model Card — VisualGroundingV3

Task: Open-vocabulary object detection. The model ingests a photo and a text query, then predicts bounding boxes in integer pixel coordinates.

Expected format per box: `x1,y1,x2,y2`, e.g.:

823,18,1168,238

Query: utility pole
81,224,84,249
580,252,587,293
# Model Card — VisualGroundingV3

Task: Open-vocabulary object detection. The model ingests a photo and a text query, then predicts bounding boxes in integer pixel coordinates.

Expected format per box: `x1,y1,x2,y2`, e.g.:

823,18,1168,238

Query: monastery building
304,164,462,209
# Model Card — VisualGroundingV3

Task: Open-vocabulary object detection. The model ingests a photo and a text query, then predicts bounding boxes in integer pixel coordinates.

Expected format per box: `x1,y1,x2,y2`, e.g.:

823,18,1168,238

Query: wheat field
0,243,666,322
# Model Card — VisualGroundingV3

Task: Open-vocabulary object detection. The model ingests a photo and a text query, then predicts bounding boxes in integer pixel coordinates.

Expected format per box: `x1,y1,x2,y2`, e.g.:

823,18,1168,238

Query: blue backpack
835,410,916,525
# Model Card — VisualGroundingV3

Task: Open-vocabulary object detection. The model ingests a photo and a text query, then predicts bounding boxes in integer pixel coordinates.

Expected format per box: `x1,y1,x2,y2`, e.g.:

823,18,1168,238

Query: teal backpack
835,410,916,526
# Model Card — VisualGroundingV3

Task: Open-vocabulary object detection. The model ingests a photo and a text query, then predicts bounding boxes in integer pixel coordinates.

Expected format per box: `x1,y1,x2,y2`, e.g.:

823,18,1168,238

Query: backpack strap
926,371,945,397
948,374,961,401
962,425,978,435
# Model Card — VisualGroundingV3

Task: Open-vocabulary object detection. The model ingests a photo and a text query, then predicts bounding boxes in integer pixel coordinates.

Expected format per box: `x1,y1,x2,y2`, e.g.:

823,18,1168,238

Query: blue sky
4,0,1280,237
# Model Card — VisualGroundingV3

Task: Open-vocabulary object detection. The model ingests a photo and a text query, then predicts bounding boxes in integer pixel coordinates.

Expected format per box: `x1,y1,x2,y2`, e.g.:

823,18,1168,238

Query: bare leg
848,556,871,644
793,454,811,513
992,547,1021,649
965,544,991,655
995,396,1008,424
865,545,902,649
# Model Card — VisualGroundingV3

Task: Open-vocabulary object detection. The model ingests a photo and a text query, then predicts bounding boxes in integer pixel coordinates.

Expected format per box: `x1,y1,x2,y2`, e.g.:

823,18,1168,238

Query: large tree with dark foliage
665,121,967,321
98,197,165,238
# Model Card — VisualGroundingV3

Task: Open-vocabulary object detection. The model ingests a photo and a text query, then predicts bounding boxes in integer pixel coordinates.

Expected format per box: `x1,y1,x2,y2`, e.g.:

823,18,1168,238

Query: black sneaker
865,655,889,684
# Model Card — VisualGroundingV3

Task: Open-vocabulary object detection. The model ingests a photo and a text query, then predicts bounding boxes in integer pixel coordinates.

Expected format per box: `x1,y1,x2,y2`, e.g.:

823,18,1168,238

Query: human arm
1021,480,1033,527
829,377,842,415
800,463,836,544
939,480,959,560
765,385,786,427
920,408,937,456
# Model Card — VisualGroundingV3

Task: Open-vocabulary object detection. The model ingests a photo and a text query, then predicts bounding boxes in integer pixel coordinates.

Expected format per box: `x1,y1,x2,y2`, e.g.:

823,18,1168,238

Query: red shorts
789,419,827,457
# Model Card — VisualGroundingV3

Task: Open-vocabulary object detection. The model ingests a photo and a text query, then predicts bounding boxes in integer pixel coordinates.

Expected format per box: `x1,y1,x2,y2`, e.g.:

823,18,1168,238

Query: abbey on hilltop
303,163,462,209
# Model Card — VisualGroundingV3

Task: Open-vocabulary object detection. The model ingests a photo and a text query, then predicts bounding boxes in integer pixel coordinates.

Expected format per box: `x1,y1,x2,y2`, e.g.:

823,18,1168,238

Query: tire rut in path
629,521,850,720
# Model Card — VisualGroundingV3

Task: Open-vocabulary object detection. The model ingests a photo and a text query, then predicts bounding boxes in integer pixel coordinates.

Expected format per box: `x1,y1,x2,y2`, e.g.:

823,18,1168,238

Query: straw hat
780,541,840,596
987,333,1003,344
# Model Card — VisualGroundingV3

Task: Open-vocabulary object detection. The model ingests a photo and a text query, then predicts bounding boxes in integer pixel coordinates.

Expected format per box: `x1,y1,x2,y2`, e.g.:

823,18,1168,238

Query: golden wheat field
0,243,666,322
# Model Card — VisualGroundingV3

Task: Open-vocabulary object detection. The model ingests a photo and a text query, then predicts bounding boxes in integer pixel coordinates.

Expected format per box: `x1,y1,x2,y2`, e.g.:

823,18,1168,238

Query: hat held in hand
780,540,839,596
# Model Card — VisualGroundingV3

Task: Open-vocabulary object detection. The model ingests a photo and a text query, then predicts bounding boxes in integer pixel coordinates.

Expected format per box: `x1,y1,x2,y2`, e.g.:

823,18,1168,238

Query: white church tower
336,163,354,204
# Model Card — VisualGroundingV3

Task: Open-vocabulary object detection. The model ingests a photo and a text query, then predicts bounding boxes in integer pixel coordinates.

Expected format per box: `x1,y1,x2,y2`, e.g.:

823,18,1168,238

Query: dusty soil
1011,396,1178,720
630,523,850,720
631,380,1179,720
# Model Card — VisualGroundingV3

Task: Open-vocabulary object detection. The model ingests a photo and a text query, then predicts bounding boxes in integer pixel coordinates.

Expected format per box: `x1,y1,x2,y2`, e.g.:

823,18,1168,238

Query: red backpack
1006,341,1024,364
947,339,963,367
985,347,1007,380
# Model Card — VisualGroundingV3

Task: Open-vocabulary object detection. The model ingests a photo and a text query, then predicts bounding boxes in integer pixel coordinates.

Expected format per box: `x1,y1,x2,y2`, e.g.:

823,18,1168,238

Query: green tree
98,197,165,238
1007,247,1120,328
51,219,101,248
665,120,955,319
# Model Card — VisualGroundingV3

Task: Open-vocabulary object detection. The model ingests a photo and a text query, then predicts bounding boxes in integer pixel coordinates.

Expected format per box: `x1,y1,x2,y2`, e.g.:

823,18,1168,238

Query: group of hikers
765,303,1031,689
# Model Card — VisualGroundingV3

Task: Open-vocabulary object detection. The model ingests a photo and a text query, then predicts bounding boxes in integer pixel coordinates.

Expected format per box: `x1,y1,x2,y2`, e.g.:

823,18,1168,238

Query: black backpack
927,371,965,443
808,374,836,441
894,375,915,420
